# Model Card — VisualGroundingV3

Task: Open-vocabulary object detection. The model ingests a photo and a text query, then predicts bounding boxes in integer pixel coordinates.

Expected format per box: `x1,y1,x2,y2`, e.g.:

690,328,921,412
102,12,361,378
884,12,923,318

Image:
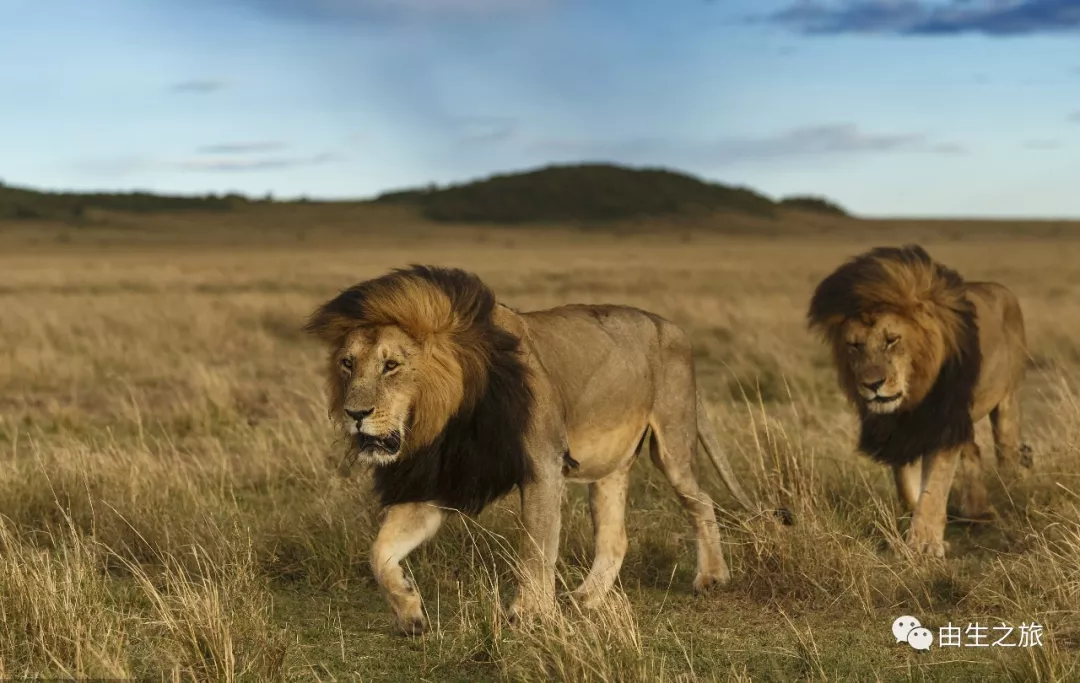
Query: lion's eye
847,341,863,352
885,336,900,348
383,360,400,373
340,357,354,372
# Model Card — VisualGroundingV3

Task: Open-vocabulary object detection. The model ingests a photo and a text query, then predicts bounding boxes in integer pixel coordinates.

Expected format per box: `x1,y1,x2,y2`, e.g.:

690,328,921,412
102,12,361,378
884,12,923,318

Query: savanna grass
1,223,1079,680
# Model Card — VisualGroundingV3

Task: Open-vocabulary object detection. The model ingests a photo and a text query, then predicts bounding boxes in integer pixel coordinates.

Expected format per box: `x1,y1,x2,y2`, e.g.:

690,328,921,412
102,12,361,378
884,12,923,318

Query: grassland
2,207,1080,681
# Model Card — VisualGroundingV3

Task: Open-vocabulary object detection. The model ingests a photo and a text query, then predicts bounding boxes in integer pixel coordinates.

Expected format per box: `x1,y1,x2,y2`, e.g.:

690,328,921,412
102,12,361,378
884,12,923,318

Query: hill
373,163,848,223
0,164,849,225
778,195,848,217
0,181,245,221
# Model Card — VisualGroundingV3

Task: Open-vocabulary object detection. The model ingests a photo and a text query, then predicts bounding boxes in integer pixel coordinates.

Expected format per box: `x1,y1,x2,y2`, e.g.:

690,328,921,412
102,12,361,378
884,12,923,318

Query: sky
1,0,1078,218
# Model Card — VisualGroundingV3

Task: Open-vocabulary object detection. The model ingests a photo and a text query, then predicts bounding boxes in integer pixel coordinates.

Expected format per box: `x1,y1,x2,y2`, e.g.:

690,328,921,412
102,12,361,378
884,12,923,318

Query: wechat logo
893,615,933,651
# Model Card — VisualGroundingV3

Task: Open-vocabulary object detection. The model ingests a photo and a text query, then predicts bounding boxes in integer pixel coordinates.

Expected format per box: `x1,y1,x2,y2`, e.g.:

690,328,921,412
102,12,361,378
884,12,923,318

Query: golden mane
304,265,534,515
807,245,972,360
304,265,500,450
807,245,982,467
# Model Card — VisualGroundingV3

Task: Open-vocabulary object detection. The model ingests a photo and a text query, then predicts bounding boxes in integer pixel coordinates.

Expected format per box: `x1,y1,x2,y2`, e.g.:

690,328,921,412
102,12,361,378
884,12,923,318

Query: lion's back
966,282,1026,349
521,304,671,360
517,303,694,403
966,281,1027,402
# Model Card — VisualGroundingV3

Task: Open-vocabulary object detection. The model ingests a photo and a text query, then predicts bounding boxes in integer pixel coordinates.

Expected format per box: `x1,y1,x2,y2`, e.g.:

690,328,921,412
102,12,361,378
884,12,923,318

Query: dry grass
2,210,1080,681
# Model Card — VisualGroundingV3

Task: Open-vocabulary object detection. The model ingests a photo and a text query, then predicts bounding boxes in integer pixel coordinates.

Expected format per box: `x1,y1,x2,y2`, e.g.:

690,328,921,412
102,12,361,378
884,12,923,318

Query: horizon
2,0,1078,219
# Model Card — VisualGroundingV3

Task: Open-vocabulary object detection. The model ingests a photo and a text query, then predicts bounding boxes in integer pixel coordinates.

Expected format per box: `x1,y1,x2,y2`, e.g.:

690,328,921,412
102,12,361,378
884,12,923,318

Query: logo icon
892,616,922,644
907,627,934,651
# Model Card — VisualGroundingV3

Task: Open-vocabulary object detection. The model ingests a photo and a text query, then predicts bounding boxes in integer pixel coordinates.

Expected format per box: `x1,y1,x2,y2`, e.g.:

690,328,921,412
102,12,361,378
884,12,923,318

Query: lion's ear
807,311,844,337
303,309,356,346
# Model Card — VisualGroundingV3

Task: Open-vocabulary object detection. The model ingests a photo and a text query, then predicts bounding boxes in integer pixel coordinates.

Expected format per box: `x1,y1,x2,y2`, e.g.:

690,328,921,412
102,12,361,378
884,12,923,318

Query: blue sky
1,0,1077,217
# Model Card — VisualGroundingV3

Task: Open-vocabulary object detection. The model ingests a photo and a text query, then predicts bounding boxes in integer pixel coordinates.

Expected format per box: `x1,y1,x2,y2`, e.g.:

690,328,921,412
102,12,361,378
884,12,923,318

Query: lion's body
305,266,757,634
510,304,749,486
507,305,664,483
965,282,1027,422
809,246,1029,559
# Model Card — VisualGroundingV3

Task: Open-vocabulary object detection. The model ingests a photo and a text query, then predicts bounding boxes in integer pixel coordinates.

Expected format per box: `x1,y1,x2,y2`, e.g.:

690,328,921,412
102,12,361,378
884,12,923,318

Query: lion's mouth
869,393,902,404
865,393,903,412
356,431,403,457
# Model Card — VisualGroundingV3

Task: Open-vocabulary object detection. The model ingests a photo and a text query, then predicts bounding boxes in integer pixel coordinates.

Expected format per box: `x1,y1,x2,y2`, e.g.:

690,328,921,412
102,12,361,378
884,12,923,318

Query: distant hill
374,163,845,223
1,164,849,224
778,195,849,217
0,181,245,221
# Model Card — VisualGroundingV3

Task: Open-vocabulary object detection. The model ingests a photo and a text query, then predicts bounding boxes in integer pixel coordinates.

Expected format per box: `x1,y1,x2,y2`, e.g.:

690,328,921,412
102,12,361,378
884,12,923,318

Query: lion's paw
505,598,539,628
692,571,729,595
565,588,604,610
1019,443,1034,469
394,611,428,637
906,533,948,559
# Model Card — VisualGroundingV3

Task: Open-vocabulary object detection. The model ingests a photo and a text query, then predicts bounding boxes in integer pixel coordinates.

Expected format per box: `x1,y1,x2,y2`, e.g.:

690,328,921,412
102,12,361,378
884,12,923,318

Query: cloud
1070,111,1080,122
766,1,1080,37
712,123,930,160
165,152,339,173
69,155,157,177
930,142,968,155
196,142,288,154
230,0,553,22
532,123,964,166
170,79,228,93
1024,139,1063,150
453,116,518,144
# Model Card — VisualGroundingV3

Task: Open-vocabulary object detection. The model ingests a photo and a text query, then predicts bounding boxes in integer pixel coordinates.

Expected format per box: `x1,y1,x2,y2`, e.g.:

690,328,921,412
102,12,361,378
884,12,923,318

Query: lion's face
838,311,942,415
333,325,423,465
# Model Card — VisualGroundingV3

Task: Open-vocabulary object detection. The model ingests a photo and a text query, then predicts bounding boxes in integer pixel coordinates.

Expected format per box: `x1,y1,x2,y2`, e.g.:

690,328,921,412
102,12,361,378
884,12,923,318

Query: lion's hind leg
991,391,1031,470
648,425,731,593
952,441,993,523
570,463,632,608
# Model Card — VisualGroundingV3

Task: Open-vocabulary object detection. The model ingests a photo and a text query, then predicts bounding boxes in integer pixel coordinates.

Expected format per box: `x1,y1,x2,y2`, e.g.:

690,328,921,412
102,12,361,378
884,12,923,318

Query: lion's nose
345,408,373,423
862,379,885,392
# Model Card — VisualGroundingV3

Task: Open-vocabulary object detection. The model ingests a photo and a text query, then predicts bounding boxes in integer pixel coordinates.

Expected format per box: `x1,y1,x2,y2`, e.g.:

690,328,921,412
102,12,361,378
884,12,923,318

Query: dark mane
808,245,982,467
858,307,980,466
307,265,534,516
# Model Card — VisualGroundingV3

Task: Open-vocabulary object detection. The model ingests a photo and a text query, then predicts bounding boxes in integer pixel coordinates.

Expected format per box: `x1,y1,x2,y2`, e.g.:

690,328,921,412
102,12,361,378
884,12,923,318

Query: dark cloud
170,80,228,93
166,152,339,172
766,1,1080,37
532,123,964,166
196,142,288,154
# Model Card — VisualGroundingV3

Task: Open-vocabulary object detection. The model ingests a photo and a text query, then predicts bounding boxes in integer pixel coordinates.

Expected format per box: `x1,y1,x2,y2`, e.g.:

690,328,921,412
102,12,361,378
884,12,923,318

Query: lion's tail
696,394,794,526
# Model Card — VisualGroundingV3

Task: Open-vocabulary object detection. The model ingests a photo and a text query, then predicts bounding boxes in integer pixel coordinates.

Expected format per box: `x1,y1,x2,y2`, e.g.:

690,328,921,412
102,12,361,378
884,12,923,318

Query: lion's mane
305,265,534,515
807,245,982,467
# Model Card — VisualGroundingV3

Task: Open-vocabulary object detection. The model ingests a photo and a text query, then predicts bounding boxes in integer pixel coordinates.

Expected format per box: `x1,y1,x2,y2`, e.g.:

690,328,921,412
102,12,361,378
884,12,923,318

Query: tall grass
1,231,1078,680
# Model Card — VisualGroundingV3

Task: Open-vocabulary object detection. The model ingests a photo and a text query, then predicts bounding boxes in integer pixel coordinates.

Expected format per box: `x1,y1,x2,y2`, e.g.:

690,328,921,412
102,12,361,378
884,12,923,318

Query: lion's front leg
571,465,631,608
906,447,961,558
508,466,564,625
892,459,921,511
370,502,445,636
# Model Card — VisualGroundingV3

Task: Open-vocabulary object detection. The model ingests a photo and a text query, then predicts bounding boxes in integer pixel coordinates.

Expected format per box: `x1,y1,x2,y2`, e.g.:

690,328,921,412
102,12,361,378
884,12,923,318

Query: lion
304,264,778,635
808,245,1029,558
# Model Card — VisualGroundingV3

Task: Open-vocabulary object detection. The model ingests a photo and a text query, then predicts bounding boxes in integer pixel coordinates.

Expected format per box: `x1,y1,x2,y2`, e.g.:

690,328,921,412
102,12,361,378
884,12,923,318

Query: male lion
305,265,770,634
808,245,1029,558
